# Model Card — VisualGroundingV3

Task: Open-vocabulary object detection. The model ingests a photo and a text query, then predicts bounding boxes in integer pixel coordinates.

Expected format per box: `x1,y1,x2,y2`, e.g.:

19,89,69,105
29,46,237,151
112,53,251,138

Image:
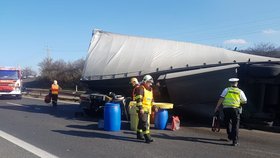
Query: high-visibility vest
142,85,153,113
223,87,241,108
51,84,59,94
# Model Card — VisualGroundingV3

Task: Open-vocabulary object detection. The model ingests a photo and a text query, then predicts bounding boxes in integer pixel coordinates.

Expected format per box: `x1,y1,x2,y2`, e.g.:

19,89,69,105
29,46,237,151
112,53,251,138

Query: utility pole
46,46,51,59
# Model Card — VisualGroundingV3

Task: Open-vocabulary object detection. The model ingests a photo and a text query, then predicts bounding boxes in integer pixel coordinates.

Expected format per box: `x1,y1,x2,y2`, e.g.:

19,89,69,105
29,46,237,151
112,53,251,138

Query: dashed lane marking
0,130,59,158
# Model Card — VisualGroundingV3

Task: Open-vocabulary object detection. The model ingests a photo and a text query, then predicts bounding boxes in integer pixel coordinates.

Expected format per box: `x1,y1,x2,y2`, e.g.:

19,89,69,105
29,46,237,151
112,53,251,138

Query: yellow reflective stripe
134,95,142,100
224,98,240,104
143,130,150,134
137,129,143,132
223,87,241,108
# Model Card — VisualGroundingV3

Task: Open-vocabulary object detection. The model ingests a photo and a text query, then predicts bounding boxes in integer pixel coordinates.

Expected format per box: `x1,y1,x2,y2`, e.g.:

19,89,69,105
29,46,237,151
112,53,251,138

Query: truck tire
248,64,280,78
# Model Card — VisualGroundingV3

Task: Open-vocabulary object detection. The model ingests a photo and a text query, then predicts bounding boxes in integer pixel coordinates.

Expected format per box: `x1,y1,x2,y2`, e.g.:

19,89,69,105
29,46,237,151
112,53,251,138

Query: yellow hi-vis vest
51,84,59,94
142,86,153,113
223,87,241,108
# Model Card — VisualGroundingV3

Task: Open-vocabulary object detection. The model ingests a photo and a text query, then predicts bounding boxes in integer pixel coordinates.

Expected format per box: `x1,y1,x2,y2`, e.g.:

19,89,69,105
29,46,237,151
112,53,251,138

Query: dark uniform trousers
223,108,240,141
137,112,149,133
52,94,58,106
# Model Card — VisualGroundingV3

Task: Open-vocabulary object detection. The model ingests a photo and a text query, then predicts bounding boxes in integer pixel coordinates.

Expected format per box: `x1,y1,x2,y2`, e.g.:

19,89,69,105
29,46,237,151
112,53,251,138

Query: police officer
214,78,247,146
134,75,158,143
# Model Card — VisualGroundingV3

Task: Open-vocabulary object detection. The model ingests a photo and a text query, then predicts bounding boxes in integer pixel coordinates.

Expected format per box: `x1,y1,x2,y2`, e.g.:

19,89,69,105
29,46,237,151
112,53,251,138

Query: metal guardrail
23,88,85,102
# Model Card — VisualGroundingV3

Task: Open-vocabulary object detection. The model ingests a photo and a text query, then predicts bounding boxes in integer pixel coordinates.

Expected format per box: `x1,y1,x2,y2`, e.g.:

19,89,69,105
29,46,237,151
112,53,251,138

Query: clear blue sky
1,0,279,72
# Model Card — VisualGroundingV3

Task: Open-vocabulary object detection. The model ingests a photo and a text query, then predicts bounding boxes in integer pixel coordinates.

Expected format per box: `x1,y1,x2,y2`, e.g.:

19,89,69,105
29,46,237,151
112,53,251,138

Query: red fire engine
0,67,22,99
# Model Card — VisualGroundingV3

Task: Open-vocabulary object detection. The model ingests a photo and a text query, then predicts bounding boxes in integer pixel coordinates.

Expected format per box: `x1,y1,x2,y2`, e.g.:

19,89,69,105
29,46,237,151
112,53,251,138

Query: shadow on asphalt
153,133,231,146
52,125,141,143
0,96,21,100
52,129,142,143
66,121,131,131
123,131,231,146
62,122,231,146
0,102,91,121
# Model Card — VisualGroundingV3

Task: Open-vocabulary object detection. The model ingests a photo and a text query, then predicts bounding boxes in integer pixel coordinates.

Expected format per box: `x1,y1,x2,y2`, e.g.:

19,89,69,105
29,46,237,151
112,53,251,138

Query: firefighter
130,77,140,100
135,75,158,143
214,78,247,146
129,77,142,137
124,77,141,121
50,80,60,107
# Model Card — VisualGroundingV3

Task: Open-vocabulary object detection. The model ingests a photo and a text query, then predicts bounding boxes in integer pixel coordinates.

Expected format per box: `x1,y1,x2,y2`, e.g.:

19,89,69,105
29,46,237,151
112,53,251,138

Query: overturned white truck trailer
81,30,280,123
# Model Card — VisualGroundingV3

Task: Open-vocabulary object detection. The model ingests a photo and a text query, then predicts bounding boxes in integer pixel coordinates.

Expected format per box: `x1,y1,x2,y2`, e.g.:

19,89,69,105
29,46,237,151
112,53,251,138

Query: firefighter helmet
142,75,154,83
130,77,139,84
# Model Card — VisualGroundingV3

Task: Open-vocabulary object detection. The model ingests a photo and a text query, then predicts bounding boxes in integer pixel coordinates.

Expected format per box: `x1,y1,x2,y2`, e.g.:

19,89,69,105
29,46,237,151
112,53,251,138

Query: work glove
214,111,220,117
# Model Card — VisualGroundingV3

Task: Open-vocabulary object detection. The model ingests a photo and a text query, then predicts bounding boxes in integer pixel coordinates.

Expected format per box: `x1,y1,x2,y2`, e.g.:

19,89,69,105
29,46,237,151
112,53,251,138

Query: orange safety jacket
51,84,59,94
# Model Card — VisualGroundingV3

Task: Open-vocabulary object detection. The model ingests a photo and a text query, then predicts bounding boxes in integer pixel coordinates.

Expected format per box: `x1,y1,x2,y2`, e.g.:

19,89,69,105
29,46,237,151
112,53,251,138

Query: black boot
227,135,233,141
137,132,144,140
232,140,238,146
144,134,154,143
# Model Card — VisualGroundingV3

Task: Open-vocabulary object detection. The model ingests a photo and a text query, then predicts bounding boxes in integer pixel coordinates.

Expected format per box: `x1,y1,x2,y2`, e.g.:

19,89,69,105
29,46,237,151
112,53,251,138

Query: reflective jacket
51,84,59,95
222,87,241,108
135,85,153,113
142,85,153,112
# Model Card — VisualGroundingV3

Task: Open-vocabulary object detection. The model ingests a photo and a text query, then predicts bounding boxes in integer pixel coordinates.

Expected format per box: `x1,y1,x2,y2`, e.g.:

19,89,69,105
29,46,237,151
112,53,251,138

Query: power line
160,16,280,40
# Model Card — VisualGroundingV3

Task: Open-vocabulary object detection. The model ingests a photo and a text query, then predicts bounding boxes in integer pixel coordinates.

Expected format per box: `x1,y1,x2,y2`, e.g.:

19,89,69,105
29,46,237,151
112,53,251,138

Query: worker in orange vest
50,80,61,107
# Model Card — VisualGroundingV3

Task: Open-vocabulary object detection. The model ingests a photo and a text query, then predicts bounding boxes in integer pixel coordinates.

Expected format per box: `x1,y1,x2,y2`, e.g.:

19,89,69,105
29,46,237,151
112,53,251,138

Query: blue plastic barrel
104,103,121,131
155,109,168,130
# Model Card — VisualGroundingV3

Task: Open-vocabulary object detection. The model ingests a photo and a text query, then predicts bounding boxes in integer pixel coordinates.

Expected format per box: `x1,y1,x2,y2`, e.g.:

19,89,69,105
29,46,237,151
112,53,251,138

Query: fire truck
0,67,22,99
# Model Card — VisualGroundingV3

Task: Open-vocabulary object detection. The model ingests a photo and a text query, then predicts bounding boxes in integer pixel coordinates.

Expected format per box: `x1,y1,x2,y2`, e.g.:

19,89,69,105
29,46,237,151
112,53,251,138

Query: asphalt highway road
0,96,279,158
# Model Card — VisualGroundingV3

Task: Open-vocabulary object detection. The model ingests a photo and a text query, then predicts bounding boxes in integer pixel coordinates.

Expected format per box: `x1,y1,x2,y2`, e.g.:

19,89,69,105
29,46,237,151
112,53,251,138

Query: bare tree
242,43,280,58
38,57,54,79
38,57,85,89
22,67,37,78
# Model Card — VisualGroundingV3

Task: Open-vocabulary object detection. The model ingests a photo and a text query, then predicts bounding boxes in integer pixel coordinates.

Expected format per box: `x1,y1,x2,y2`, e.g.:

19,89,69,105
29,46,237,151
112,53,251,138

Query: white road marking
0,130,59,158
6,102,25,107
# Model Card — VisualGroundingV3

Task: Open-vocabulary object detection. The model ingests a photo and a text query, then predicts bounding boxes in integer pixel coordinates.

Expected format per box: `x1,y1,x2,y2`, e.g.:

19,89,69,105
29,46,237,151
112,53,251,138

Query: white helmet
130,77,139,84
229,78,239,82
142,75,154,83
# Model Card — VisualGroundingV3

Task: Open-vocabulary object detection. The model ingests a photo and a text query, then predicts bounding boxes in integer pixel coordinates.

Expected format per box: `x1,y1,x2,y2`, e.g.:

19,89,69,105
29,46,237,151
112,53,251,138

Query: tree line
239,43,280,58
23,57,85,90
